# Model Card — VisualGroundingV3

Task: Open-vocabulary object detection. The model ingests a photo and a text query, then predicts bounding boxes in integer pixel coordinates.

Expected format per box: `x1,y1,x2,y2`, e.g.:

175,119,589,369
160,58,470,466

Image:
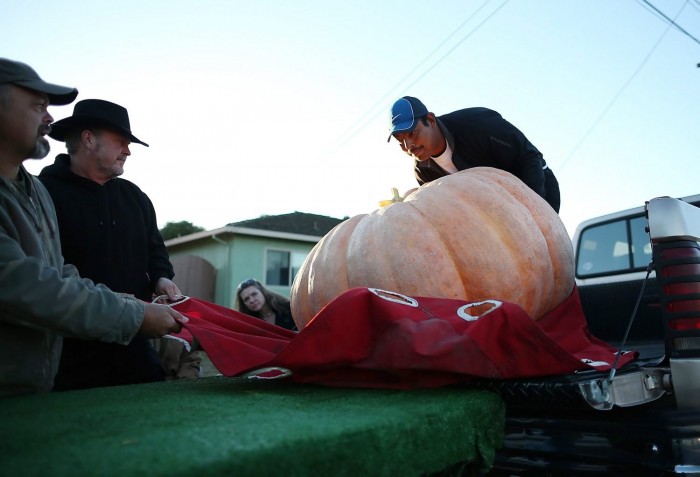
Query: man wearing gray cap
0,58,187,397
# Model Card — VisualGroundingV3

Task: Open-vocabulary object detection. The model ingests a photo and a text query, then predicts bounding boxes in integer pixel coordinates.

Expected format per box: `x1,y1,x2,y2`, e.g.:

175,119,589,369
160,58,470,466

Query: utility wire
558,1,685,172
394,1,509,104
329,0,494,150
328,0,509,151
688,0,700,14
635,0,670,21
641,0,700,45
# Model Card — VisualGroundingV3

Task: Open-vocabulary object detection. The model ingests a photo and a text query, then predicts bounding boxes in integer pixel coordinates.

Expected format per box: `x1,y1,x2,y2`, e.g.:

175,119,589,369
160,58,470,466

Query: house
164,212,346,308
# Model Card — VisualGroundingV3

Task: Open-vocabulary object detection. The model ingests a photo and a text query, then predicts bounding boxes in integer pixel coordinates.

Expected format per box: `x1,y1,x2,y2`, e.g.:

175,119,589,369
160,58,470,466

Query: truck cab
573,194,700,359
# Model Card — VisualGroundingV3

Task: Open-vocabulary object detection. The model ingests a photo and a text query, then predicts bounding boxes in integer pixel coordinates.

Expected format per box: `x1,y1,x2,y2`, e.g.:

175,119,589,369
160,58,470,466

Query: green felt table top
0,376,504,477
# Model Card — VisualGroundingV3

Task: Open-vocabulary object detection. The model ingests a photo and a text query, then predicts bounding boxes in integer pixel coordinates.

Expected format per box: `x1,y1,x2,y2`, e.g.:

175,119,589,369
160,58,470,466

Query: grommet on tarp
242,367,293,380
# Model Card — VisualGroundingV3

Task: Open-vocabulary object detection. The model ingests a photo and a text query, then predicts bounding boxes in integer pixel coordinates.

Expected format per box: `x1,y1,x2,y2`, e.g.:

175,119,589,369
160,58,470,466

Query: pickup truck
478,195,700,476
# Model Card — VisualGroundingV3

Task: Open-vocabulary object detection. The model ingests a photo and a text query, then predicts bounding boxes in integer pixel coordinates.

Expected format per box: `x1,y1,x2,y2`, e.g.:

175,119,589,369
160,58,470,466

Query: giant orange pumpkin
290,167,574,329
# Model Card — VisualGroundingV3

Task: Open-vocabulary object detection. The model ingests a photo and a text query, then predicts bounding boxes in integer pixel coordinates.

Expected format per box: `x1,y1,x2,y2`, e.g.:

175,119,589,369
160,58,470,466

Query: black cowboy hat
49,99,148,146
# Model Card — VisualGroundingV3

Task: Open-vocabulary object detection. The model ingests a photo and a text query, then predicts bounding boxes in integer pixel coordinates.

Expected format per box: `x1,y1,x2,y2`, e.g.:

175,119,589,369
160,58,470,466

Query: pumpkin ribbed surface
290,167,574,329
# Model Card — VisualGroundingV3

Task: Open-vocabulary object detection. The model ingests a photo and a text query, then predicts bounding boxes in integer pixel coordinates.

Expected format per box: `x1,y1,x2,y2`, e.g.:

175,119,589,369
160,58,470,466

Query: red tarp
168,286,637,389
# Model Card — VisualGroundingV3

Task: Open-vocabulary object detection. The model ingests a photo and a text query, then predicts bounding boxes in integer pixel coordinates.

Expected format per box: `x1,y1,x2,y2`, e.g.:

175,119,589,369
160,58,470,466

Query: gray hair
64,130,83,155
65,129,102,155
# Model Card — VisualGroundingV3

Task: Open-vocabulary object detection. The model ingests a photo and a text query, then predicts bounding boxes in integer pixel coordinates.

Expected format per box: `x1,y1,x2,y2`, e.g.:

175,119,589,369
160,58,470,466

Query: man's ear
425,112,437,126
81,130,94,148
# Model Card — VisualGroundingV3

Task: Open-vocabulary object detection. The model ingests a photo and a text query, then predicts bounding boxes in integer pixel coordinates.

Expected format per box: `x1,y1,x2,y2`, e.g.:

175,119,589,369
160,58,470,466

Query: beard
28,136,50,160
28,125,51,160
98,160,125,180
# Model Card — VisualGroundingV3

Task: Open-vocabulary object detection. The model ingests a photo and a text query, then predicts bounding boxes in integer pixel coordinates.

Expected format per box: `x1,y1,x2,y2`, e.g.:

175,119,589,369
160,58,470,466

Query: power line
328,0,509,151
394,1,509,101
641,0,700,45
558,1,687,172
328,0,498,150
635,0,670,21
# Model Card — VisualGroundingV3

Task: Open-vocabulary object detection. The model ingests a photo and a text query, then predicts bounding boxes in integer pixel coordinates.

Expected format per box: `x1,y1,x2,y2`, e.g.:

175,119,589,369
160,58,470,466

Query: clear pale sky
3,0,699,237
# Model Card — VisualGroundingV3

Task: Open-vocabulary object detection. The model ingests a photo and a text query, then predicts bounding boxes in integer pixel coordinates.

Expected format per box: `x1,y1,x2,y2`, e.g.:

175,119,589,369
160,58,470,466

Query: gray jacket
0,166,145,397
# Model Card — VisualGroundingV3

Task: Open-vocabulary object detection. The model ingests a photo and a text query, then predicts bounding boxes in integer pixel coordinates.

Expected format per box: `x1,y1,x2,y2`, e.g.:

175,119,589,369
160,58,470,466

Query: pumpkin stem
391,187,402,203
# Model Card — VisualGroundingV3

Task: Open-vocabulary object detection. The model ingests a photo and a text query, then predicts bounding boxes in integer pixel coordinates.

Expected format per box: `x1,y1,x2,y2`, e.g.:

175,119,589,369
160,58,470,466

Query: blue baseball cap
387,96,429,142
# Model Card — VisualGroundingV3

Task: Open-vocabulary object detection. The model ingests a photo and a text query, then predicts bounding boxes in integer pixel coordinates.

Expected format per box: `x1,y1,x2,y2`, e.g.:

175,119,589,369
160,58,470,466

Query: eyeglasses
237,278,259,291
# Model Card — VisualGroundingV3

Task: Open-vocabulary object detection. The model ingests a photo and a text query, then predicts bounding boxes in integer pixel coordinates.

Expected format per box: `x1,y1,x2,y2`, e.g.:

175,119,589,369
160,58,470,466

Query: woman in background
235,278,297,331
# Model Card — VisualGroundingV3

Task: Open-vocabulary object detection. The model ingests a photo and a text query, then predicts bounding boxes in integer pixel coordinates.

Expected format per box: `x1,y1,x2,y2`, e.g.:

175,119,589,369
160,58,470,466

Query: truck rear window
576,215,651,277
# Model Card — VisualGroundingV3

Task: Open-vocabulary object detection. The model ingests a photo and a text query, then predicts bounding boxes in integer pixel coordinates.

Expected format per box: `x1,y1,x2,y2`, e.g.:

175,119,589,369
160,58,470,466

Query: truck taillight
668,318,700,330
653,240,700,358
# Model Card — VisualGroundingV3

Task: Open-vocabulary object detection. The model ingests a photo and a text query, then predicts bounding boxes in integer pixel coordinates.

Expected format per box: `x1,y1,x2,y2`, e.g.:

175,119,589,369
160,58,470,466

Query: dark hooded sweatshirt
39,154,173,300
39,153,173,389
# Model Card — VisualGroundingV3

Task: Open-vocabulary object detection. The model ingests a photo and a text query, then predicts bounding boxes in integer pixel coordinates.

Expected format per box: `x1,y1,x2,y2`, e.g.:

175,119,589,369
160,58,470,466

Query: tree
160,221,205,240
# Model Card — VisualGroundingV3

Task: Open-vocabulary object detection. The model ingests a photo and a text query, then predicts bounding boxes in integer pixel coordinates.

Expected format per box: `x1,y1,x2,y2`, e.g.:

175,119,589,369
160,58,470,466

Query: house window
266,249,307,286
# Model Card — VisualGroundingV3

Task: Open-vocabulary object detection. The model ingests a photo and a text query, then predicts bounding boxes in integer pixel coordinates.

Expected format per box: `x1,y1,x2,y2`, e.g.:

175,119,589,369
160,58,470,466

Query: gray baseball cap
0,58,78,105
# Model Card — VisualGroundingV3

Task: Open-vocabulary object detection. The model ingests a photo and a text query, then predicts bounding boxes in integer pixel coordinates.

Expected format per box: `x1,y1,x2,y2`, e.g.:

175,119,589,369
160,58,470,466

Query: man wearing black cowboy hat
0,58,186,396
38,98,197,389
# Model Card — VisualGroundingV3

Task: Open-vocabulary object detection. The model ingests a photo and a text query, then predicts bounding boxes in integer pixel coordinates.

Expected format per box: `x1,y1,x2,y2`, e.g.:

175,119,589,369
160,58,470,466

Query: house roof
228,212,345,237
165,212,346,248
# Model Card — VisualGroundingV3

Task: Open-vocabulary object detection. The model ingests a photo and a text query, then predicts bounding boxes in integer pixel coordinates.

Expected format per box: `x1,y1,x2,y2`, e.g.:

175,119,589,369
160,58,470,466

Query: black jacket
274,306,297,332
38,154,173,390
415,108,560,212
38,154,174,301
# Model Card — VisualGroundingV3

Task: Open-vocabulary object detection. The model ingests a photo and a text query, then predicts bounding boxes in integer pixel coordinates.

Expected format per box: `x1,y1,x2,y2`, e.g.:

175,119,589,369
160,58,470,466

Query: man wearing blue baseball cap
388,96,560,213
